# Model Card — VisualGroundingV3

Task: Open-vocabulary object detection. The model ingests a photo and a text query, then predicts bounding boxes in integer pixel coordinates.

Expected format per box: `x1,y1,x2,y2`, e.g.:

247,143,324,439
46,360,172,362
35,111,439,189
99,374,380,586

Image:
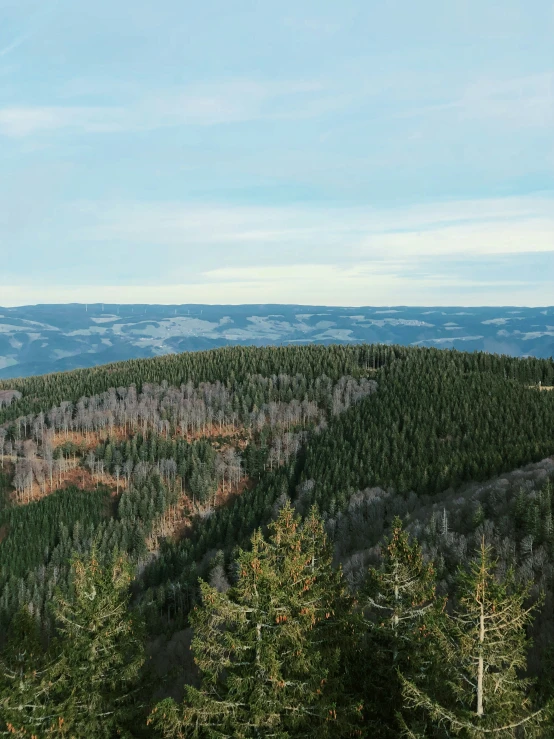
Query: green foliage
361,518,440,736
301,357,554,516
96,433,218,485
0,550,145,738
0,467,180,626
401,540,551,737
0,470,11,514
0,486,111,627
150,504,361,738
140,465,296,629
2,344,554,736
2,343,552,429
144,350,554,622
0,486,110,586
0,344,382,426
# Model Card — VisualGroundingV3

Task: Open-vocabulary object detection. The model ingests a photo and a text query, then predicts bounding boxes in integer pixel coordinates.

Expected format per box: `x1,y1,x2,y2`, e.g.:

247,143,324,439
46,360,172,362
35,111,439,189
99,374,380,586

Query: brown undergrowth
146,475,254,550
49,423,250,452
7,421,250,507
4,421,254,553
9,461,126,506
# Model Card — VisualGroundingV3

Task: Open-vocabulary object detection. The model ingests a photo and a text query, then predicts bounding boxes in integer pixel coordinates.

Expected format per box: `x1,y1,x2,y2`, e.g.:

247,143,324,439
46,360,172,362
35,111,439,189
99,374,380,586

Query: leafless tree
124,457,134,483
0,429,6,468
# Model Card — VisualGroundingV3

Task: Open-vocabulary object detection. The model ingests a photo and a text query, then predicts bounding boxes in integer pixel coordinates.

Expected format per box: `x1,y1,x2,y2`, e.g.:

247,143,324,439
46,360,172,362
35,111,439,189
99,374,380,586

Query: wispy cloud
391,72,554,131
0,31,32,58
2,195,553,307
458,72,554,129
70,195,554,259
0,78,331,137
283,14,344,36
0,266,546,309
2,0,553,308
3,67,551,141
0,194,543,307
0,3,57,62
0,106,119,136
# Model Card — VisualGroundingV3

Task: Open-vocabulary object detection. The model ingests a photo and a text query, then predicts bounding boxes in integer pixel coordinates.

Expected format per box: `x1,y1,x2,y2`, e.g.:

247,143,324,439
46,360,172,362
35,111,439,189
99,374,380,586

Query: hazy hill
1,303,553,378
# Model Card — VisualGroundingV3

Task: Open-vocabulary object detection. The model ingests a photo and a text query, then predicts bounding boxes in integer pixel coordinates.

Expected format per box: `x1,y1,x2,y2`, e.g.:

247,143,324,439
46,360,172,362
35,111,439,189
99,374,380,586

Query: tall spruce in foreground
150,502,361,738
360,517,439,737
0,549,145,738
400,539,551,738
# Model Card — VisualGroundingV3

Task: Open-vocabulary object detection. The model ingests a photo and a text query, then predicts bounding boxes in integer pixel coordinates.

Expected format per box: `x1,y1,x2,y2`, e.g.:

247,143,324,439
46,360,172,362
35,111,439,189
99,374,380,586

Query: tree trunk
477,602,485,716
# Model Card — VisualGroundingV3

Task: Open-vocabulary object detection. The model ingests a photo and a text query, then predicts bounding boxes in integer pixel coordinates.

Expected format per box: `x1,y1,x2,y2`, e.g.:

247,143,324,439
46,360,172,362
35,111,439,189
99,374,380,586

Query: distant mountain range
0,304,553,379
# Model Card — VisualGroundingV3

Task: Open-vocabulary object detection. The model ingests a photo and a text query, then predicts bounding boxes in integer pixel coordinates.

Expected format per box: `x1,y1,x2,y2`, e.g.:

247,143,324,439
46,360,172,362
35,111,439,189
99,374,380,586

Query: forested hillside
1,343,554,737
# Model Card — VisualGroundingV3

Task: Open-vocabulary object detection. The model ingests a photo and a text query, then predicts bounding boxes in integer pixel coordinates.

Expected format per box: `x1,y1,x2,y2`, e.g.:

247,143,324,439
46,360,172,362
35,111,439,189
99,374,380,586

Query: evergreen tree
361,517,439,737
0,607,47,736
150,503,360,738
0,550,145,738
400,539,551,737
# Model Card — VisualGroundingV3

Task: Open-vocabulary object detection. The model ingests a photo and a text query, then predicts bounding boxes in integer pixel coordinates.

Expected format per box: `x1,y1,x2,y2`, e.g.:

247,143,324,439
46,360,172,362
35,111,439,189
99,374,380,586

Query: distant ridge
0,304,552,379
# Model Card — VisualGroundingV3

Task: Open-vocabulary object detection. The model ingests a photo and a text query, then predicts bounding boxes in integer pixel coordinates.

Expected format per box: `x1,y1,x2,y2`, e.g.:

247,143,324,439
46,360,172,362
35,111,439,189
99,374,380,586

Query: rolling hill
2,343,554,736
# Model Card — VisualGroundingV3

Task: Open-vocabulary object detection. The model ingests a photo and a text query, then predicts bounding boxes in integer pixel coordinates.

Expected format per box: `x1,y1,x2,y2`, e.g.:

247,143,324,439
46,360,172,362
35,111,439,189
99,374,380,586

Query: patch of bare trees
6,374,376,448
2,374,377,506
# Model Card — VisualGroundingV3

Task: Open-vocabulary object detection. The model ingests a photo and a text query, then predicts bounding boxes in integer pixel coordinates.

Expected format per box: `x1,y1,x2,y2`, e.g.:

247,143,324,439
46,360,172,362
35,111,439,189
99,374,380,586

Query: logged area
1,343,554,737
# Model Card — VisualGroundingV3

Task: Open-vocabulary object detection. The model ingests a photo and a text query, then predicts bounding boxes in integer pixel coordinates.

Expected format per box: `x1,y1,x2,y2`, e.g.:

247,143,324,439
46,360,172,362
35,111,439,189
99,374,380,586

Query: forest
1,342,554,737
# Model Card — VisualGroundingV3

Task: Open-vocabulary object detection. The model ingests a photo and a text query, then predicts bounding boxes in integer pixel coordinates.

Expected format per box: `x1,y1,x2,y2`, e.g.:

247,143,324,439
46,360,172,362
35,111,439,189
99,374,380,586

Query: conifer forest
2,342,554,737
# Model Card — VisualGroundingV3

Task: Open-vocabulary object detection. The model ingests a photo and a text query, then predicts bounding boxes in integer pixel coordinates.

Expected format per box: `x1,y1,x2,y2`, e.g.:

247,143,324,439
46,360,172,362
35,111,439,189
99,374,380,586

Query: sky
1,0,553,307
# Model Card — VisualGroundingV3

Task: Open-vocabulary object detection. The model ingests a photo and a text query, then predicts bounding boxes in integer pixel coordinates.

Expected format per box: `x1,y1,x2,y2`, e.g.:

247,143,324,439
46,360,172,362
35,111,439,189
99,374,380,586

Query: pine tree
361,517,439,737
150,502,361,738
400,539,551,737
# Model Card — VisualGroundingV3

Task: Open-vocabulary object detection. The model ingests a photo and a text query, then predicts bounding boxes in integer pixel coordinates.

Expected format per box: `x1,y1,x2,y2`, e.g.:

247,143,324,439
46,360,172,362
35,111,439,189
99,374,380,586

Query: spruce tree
0,607,47,736
361,517,439,737
400,539,551,737
0,549,145,738
150,502,360,738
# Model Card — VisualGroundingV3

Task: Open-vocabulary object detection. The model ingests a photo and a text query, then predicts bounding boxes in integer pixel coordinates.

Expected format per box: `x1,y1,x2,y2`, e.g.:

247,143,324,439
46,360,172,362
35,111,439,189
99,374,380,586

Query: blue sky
1,0,553,306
